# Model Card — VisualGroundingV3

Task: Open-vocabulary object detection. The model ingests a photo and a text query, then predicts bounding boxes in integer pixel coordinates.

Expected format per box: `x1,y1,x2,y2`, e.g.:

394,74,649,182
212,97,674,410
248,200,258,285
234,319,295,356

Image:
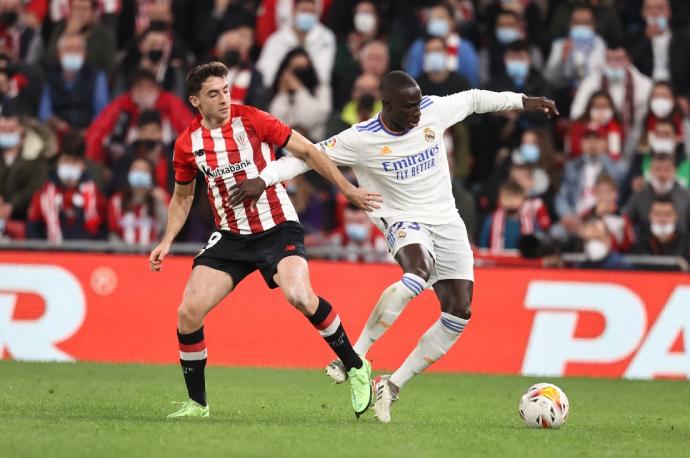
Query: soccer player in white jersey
230,70,558,422
149,62,383,419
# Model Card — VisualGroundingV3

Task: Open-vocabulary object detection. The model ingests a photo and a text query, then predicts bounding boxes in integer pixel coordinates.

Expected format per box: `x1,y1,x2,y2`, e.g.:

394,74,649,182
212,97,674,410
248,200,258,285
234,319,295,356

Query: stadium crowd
1,0,689,268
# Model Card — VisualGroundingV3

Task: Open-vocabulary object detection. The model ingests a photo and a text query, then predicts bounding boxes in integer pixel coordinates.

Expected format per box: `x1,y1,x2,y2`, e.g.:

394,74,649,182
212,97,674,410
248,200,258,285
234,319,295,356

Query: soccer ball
518,383,569,429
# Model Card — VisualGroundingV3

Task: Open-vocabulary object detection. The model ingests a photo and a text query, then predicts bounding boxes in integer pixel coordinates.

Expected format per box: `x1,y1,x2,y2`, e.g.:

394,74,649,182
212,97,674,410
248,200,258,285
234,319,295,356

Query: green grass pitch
2,361,689,458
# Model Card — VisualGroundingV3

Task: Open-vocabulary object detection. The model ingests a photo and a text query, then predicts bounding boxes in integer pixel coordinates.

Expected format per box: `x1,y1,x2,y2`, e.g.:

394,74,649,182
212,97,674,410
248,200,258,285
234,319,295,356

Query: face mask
650,176,674,194
650,97,674,118
134,92,158,109
647,16,669,31
294,12,317,32
585,239,609,261
354,12,376,34
293,67,317,89
648,133,675,154
147,49,164,63
520,143,540,163
57,163,82,183
345,223,370,242
604,65,626,82
0,131,20,149
427,18,449,37
495,27,520,44
651,222,675,238
423,51,447,73
61,53,84,72
505,59,529,81
570,25,594,42
128,170,153,189
590,107,613,124
224,49,240,68
0,11,18,27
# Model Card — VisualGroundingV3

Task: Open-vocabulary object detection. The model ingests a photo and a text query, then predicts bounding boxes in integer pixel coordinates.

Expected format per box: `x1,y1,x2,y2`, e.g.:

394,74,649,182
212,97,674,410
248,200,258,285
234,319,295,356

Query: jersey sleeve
244,105,292,147
431,90,524,128
315,127,360,166
172,136,197,184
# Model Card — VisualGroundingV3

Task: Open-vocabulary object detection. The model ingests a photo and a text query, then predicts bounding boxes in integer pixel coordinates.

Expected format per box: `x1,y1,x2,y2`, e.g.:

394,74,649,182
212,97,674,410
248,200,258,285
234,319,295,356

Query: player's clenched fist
149,242,171,272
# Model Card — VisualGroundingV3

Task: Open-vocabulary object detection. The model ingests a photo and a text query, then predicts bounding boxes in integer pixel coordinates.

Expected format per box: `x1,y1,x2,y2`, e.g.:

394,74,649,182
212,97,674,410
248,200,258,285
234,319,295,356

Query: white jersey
260,89,524,225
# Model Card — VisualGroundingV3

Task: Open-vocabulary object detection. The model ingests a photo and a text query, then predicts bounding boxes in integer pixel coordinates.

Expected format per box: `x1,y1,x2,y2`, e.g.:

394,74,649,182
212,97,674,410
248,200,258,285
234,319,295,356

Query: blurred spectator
256,0,328,47
480,179,546,253
544,5,606,104
580,174,634,252
107,157,167,246
210,22,267,108
0,109,48,225
481,0,543,51
643,81,683,144
268,48,331,141
326,72,380,137
624,153,690,236
85,70,193,163
113,25,186,97
0,49,44,116
479,9,543,85
257,0,336,87
39,33,109,133
27,142,105,241
626,119,688,196
45,0,117,74
549,0,624,46
191,0,259,57
110,110,173,194
570,44,653,157
418,35,471,97
0,0,43,64
631,193,690,260
556,128,627,231
405,1,479,87
577,217,631,269
568,90,624,160
327,203,389,263
334,39,389,110
447,148,477,241
627,0,690,97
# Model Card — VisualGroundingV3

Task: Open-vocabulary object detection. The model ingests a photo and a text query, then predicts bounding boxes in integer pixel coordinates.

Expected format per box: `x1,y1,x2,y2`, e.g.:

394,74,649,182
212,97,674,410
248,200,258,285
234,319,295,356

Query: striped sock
389,313,468,389
178,326,207,406
353,273,426,356
309,297,362,371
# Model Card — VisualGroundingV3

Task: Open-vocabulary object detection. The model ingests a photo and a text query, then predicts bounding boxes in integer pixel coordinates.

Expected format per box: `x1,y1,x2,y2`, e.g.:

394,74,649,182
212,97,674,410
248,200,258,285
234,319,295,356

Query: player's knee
283,285,314,313
177,303,205,331
442,295,472,320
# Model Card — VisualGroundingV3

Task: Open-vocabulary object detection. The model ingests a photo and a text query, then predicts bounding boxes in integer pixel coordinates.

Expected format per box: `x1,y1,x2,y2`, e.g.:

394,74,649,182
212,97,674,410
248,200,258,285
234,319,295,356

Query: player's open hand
344,187,383,212
522,96,559,118
229,178,267,210
149,241,171,272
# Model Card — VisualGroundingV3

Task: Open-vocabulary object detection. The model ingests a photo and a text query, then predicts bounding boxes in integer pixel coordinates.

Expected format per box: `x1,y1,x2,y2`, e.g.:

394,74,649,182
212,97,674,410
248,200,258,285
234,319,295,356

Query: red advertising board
0,251,688,379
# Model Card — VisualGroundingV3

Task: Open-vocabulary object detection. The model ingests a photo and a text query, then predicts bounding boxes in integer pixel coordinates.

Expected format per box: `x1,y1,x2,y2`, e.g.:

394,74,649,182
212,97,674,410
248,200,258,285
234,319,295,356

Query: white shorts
374,218,474,285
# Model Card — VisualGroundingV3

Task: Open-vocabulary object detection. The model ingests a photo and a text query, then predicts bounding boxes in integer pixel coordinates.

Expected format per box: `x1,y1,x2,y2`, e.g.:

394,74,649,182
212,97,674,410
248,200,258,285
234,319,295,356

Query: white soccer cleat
325,359,348,384
373,375,397,423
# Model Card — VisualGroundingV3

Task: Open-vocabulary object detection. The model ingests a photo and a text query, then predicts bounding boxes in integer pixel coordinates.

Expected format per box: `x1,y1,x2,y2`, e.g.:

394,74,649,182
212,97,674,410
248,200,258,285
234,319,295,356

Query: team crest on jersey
319,137,337,152
397,229,407,239
424,128,435,143
194,149,205,157
234,132,249,149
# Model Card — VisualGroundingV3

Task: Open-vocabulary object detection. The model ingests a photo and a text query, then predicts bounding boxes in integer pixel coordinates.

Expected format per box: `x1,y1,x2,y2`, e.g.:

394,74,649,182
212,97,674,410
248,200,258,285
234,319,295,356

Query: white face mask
648,133,675,154
57,163,82,183
650,97,674,118
585,239,609,261
353,12,376,34
650,176,675,194
651,222,676,238
590,107,613,124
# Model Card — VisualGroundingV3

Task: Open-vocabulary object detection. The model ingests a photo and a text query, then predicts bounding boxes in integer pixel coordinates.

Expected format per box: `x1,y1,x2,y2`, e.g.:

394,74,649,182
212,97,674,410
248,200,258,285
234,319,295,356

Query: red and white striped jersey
173,105,299,234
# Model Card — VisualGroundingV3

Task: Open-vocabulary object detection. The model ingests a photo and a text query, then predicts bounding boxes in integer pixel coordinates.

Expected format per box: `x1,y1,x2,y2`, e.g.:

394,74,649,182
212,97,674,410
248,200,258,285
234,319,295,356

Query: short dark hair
431,1,455,19
595,174,617,189
186,62,228,97
138,110,162,128
652,193,676,207
61,130,86,159
129,69,158,89
652,152,675,163
500,179,525,195
506,39,529,54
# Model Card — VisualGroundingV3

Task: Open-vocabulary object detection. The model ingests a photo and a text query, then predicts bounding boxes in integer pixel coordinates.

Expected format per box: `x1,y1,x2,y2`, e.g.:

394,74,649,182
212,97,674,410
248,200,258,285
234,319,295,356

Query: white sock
352,273,426,355
389,312,468,389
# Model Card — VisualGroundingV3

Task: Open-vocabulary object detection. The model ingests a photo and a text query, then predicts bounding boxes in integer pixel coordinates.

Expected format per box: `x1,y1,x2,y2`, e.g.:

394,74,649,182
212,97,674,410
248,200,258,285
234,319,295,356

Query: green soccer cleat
348,357,373,418
166,399,210,419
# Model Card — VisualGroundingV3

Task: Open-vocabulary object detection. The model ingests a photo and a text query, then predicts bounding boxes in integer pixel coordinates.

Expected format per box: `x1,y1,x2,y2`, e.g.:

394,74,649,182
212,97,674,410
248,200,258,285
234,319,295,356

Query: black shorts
192,222,307,289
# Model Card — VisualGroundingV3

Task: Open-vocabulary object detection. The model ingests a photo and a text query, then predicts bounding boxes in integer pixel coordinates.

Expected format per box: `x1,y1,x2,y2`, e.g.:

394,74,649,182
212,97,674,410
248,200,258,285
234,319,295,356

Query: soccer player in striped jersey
230,70,558,422
149,62,383,419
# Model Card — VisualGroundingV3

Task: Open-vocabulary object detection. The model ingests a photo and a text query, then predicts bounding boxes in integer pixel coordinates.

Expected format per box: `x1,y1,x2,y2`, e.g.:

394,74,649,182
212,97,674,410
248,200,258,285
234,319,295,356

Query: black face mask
293,67,317,90
0,11,18,27
147,49,164,63
357,93,376,113
224,50,240,68
133,139,161,151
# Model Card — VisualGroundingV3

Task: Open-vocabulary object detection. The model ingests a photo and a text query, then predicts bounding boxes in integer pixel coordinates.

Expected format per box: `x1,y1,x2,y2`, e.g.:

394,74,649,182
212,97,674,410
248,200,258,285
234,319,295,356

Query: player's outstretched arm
521,96,559,118
149,180,195,272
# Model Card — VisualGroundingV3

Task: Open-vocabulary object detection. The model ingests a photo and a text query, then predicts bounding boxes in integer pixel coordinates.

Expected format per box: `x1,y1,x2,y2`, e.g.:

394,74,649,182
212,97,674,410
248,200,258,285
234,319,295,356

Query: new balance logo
285,244,296,252
194,149,205,157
